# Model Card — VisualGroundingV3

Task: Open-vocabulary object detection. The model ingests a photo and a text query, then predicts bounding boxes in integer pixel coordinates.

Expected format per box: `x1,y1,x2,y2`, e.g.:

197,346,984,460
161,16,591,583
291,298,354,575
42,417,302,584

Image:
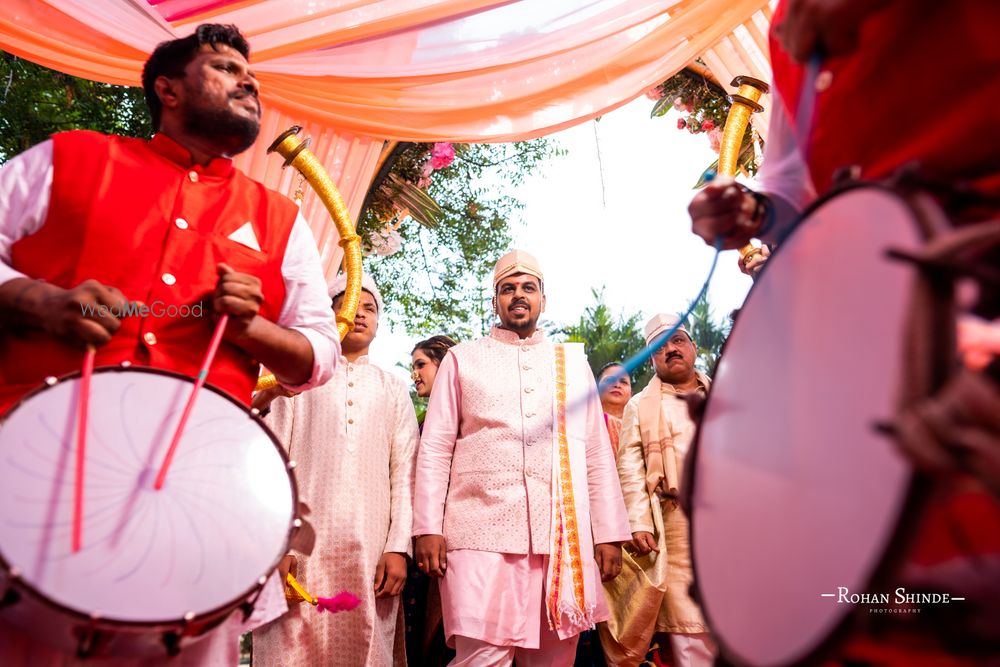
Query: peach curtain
0,0,771,274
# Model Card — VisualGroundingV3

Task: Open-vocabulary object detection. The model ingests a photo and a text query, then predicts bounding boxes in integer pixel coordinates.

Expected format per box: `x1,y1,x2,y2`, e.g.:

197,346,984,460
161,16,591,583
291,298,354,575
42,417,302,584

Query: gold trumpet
255,127,363,392
716,76,769,265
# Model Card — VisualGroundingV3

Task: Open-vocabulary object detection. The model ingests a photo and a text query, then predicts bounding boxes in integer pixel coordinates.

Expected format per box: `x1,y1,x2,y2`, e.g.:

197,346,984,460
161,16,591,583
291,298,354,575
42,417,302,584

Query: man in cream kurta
414,250,632,667
616,314,715,667
253,275,418,667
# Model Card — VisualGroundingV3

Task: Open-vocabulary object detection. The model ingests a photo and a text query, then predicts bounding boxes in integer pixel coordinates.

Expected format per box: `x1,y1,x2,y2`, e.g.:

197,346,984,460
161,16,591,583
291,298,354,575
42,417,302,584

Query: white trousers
669,632,716,667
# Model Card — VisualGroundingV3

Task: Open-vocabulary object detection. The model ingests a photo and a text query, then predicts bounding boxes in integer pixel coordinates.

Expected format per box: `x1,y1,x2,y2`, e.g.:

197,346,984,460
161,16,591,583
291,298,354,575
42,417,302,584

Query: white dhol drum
688,185,955,667
0,366,298,658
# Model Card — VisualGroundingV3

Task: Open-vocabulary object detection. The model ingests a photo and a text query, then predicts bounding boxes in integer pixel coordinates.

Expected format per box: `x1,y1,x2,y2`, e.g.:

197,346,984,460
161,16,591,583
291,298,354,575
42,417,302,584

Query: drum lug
0,587,19,609
162,631,182,657
75,626,105,660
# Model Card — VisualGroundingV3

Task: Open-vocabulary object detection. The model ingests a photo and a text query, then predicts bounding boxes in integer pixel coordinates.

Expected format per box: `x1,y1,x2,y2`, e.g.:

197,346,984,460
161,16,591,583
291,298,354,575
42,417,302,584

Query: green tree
557,288,653,388
685,297,731,377
363,140,558,339
0,54,151,162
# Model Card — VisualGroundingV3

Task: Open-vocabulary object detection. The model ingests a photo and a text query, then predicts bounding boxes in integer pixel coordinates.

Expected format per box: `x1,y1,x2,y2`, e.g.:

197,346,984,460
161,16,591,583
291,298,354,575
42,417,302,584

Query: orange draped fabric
0,0,770,274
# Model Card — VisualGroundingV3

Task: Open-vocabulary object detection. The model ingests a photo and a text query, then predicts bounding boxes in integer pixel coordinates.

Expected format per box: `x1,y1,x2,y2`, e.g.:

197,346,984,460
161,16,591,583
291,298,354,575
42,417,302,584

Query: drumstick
72,345,96,553
153,314,229,490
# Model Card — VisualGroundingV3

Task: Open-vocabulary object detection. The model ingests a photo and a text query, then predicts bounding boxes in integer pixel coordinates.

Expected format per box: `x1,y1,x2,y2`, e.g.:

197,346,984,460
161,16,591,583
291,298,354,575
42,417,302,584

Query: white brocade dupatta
545,343,598,638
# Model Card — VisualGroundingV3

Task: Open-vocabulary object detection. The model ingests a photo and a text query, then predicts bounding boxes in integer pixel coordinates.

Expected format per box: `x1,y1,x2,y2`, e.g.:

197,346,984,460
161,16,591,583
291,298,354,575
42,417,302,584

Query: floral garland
647,67,762,181
359,142,456,256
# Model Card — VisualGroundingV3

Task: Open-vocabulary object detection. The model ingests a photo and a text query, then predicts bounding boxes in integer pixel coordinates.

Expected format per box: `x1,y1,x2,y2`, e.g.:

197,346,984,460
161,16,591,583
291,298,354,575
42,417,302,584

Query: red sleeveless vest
1,131,295,409
770,0,1000,197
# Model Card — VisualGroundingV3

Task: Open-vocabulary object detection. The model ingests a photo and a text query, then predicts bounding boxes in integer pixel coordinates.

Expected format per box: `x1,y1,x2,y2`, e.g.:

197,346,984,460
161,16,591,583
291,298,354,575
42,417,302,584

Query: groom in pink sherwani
414,249,632,666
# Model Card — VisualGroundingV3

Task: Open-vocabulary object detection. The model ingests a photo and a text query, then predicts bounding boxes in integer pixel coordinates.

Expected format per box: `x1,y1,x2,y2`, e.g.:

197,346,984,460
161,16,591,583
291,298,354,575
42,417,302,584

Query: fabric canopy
0,0,772,275
1,0,770,142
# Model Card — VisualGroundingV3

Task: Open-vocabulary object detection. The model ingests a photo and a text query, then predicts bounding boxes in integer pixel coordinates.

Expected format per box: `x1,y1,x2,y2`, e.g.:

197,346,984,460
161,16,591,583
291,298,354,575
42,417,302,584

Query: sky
368,96,755,382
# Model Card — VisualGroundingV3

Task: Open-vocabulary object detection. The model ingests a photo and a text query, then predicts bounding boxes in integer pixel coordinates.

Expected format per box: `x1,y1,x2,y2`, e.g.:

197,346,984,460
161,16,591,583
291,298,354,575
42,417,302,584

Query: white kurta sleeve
384,378,419,555
275,214,340,392
413,352,461,537
0,140,54,286
582,360,632,545
616,396,656,534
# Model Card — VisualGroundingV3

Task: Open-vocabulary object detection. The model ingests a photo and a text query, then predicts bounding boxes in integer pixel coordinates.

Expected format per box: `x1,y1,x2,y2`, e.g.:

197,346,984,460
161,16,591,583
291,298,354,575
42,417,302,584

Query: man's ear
540,293,546,314
154,75,182,114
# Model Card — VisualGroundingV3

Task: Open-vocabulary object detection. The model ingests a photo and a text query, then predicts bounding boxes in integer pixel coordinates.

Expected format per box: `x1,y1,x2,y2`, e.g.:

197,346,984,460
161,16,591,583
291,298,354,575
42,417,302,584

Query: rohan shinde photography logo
820,587,965,614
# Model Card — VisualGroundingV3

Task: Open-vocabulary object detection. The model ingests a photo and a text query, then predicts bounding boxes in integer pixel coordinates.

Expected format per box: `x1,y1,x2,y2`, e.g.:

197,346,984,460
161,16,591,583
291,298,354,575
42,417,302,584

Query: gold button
188,171,199,183
175,217,189,230
347,400,353,406
161,273,176,286
348,382,354,387
143,332,158,346
347,418,354,424
815,70,833,92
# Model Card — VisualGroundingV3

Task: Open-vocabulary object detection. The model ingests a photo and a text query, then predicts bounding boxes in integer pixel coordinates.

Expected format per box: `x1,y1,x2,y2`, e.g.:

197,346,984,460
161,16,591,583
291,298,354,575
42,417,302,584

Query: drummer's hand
595,543,623,581
374,552,407,598
893,368,1000,499
629,531,659,556
7,277,132,347
252,384,299,413
213,263,263,339
740,245,772,278
414,535,448,578
775,0,892,63
689,181,761,250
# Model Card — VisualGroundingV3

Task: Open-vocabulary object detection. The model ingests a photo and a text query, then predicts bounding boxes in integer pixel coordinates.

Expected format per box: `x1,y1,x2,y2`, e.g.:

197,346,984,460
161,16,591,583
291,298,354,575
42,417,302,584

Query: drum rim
0,364,300,631
686,181,944,667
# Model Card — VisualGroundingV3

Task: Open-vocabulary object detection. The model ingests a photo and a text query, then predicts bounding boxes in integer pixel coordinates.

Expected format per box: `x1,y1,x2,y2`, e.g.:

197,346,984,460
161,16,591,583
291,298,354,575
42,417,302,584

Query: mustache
665,352,682,361
508,299,530,310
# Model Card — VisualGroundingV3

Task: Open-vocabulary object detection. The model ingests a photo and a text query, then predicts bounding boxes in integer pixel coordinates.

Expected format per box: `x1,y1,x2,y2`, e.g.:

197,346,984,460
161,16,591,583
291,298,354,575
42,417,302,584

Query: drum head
0,368,295,624
691,187,929,666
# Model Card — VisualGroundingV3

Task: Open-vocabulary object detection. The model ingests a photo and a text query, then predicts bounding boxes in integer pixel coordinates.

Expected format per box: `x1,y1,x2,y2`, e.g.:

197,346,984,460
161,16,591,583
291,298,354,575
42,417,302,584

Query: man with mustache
253,274,418,667
413,249,631,665
0,24,338,665
611,314,715,666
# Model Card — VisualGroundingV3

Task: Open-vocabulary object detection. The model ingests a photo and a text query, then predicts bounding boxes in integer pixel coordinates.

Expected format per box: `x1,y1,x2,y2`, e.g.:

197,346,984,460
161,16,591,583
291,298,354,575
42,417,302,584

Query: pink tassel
315,591,361,614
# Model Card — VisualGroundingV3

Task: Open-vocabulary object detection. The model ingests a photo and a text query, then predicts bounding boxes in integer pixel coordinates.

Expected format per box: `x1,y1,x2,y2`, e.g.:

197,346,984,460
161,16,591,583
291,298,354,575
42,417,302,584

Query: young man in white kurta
253,275,419,667
413,250,631,666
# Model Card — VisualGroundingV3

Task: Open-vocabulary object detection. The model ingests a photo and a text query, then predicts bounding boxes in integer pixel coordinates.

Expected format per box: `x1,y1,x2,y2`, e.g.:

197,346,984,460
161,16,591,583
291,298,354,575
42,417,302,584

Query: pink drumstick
72,345,96,553
153,314,229,490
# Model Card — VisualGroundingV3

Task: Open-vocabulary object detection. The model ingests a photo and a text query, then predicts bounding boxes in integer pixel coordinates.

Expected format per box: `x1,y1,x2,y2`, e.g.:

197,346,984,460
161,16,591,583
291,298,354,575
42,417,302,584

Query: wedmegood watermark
80,301,205,319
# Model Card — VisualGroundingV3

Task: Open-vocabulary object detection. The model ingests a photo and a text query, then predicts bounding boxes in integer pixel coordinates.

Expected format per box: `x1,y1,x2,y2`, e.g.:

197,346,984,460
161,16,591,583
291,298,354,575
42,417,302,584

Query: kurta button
522,365,530,370
161,273,176,286
526,412,534,418
524,387,533,393
348,382,354,387
188,171,199,183
347,418,354,424
525,466,533,476
347,400,353,406
174,217,189,229
143,332,158,346
815,70,833,92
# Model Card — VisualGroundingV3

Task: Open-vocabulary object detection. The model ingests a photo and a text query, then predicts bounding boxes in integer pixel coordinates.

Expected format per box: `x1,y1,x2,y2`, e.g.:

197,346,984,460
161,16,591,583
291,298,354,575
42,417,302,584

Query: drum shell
0,366,298,659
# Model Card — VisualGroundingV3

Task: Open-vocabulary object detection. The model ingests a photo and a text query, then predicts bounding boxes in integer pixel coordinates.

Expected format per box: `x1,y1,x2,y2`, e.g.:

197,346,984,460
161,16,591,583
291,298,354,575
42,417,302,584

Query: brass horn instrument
255,126,363,392
716,76,769,266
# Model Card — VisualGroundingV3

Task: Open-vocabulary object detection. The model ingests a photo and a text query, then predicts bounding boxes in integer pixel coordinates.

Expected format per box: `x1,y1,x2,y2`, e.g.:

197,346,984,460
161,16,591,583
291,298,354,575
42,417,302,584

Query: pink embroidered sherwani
253,355,419,667
413,327,631,660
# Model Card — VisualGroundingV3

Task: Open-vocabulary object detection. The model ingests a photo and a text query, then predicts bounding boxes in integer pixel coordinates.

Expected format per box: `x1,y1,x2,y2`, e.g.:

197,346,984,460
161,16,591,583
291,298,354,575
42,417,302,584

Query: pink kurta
413,327,631,647
253,355,419,667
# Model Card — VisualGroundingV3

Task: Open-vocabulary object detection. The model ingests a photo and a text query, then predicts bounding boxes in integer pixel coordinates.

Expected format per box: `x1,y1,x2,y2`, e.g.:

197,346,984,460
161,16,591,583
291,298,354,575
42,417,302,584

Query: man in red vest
688,1,1000,664
0,24,337,665
0,24,338,413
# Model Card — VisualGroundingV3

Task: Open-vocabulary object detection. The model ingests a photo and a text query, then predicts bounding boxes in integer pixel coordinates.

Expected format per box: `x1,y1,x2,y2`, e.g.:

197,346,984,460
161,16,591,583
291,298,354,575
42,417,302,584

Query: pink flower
701,119,715,131
708,127,723,153
677,118,686,130
420,161,434,178
416,176,431,189
645,86,663,100
674,97,689,112
429,142,455,170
